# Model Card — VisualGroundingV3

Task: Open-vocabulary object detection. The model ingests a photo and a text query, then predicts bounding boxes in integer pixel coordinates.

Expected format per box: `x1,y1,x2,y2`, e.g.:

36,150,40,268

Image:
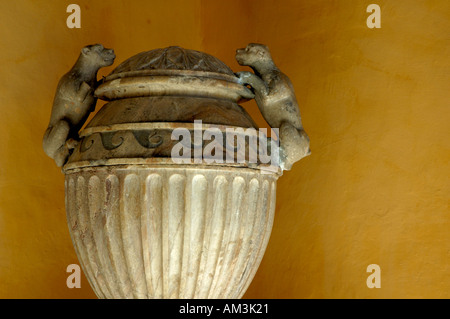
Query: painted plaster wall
0,0,448,298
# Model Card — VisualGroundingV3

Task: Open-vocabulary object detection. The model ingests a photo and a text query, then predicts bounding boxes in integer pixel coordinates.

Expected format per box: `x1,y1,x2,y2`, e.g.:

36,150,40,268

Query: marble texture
65,166,276,298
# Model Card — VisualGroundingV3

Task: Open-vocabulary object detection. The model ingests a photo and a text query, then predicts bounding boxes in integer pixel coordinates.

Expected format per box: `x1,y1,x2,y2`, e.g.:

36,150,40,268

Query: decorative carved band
67,122,281,172
80,122,255,137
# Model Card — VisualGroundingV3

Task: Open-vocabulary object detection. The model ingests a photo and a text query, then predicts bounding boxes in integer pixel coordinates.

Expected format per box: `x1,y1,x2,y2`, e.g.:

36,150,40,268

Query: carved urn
48,45,309,299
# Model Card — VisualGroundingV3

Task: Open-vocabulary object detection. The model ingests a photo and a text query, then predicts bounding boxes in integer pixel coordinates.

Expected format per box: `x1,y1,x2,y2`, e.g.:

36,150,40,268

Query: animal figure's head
235,43,272,67
81,44,115,68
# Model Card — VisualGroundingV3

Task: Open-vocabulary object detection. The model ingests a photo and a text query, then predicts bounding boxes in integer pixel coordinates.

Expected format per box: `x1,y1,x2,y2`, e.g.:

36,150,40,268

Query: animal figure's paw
279,123,310,171
235,71,255,85
76,81,93,102
54,146,70,167
65,138,79,150
79,81,92,94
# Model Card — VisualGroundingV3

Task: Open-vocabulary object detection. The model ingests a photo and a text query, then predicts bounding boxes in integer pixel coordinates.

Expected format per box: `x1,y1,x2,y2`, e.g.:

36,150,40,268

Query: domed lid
65,46,279,174
110,46,235,76
95,46,254,102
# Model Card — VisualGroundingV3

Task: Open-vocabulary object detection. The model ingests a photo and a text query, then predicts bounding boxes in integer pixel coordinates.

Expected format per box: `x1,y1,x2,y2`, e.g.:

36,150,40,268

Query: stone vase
63,46,280,298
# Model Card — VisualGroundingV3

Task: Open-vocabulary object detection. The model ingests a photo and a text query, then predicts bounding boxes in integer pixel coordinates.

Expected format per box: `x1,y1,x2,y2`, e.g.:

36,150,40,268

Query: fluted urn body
63,47,280,298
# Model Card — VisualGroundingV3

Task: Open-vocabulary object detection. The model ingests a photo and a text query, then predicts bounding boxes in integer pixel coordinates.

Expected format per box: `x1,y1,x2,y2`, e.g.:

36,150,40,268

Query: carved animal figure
235,43,310,170
43,44,115,167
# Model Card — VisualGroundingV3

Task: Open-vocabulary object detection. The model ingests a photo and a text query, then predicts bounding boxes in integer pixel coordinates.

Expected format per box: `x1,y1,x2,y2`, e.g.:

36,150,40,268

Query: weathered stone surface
235,43,310,170
65,166,276,298
110,46,235,76
43,44,115,167
55,44,306,299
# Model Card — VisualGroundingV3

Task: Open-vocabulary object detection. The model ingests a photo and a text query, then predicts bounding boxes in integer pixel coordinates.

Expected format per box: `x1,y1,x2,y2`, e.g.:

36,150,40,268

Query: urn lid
86,46,258,130
95,46,254,102
110,46,235,76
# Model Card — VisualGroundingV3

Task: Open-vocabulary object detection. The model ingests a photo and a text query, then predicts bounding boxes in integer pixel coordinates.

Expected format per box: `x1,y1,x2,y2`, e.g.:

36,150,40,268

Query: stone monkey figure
235,43,310,170
43,44,115,167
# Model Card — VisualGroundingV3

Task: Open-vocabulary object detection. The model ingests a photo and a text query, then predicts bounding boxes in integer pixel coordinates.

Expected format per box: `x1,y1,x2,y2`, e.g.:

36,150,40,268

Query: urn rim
95,69,255,102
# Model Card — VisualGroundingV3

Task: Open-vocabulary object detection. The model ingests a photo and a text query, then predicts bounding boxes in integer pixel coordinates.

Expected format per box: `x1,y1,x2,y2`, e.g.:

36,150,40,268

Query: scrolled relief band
82,129,164,151
67,121,280,171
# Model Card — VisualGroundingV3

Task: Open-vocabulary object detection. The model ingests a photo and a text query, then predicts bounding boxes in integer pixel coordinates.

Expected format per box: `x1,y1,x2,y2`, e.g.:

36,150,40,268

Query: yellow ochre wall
0,0,448,298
